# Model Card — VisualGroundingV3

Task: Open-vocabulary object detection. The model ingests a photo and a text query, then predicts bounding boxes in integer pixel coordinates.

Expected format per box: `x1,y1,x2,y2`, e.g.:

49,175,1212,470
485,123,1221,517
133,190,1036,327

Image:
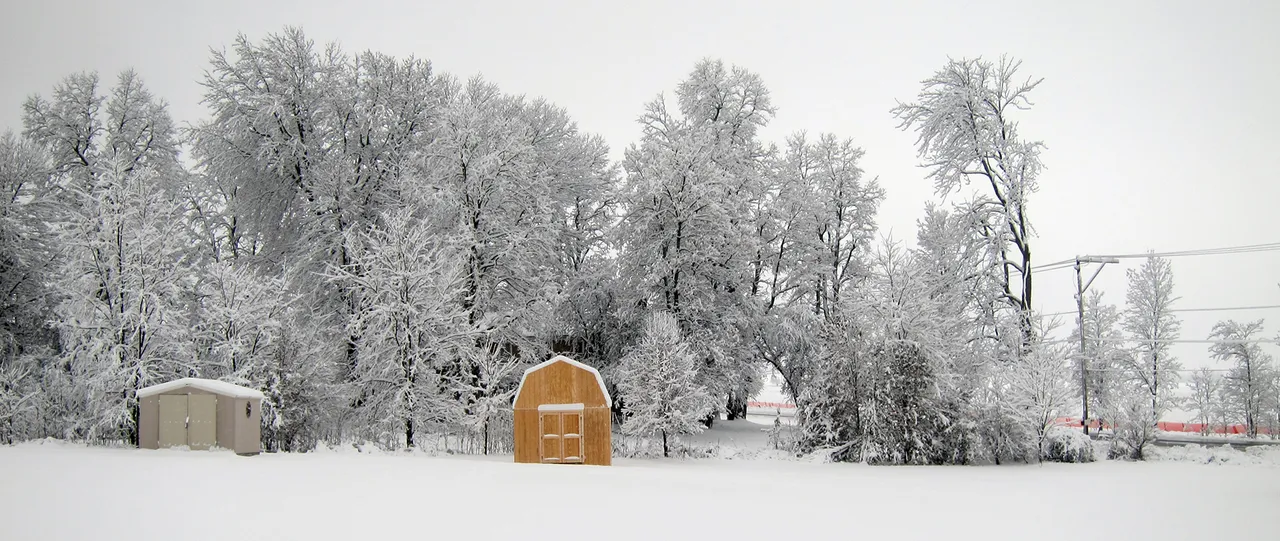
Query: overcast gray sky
3,0,1278,383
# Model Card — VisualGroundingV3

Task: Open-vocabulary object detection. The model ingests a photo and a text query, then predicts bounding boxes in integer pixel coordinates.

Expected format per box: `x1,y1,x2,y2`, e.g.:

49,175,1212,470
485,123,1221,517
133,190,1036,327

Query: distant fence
743,406,1270,436
747,401,796,410
1051,417,1272,436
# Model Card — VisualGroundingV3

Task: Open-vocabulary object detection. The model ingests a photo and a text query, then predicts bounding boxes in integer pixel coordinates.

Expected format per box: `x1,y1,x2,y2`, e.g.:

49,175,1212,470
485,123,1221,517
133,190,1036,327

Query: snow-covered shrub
1148,444,1280,466
1041,425,1096,463
1108,391,1158,460
612,432,718,459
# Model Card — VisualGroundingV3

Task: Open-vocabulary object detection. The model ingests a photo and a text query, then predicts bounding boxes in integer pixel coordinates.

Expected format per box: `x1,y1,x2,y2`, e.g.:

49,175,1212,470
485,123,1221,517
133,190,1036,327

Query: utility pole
1074,256,1119,436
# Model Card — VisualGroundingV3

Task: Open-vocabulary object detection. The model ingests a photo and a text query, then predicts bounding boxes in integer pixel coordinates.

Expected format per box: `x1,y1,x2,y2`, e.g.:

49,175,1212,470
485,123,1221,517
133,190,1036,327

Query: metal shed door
187,395,217,450
157,395,188,448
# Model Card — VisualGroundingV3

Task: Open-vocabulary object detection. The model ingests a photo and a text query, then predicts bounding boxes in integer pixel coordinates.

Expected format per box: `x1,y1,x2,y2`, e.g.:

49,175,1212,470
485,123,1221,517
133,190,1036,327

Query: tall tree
618,59,774,418
1208,319,1273,438
777,133,883,320
0,133,57,373
1187,367,1225,435
331,205,471,449
415,76,616,451
23,70,193,444
192,29,445,399
892,57,1044,350
913,200,1008,463
192,27,349,264
1120,256,1181,422
1069,290,1126,426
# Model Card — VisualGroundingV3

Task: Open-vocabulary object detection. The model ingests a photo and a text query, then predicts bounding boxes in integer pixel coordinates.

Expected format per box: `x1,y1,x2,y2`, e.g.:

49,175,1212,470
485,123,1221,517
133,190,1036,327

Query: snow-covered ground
3,432,1279,541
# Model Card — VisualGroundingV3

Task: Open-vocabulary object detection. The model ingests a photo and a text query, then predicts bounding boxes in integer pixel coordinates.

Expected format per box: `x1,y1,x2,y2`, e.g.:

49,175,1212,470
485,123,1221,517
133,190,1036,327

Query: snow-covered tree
1000,323,1072,462
0,134,58,443
332,205,472,449
0,134,57,366
1120,256,1182,422
892,56,1045,350
1209,319,1274,438
192,28,354,264
798,238,969,464
911,201,1008,464
1188,367,1226,435
260,303,340,453
1109,386,1159,460
777,133,883,320
1260,365,1280,438
618,59,775,420
415,77,618,451
193,29,447,399
615,311,715,457
749,133,882,417
547,133,622,376
1069,290,1126,427
189,28,619,451
186,259,334,452
797,315,865,460
862,339,946,465
24,70,195,444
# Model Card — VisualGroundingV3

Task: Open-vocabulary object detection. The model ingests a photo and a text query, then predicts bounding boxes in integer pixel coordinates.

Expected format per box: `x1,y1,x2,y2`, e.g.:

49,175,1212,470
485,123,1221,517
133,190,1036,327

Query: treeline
1,28,1276,462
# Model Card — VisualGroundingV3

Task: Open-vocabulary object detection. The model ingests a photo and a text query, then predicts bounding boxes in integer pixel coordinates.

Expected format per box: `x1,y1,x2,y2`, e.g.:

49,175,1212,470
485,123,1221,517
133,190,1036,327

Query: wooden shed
513,355,612,465
137,378,263,455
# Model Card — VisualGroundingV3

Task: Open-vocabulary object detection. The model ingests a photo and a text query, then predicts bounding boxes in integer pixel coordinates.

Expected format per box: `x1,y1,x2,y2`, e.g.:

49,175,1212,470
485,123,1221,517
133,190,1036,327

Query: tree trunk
405,416,414,449
127,389,139,446
662,430,669,458
726,392,747,420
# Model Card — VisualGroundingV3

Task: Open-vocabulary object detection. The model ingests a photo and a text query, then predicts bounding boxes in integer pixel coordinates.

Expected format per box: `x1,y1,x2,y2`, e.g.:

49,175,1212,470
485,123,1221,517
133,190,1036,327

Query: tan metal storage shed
513,355,612,466
137,378,263,455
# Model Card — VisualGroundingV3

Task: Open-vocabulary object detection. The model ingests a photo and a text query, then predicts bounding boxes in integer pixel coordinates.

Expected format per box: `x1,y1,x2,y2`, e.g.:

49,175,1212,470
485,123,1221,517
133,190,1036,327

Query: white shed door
157,395,188,448
157,394,218,450
187,394,217,450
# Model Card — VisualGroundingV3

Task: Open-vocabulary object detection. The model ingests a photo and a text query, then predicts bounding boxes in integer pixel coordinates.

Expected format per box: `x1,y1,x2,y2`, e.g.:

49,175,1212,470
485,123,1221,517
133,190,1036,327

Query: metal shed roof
136,377,265,399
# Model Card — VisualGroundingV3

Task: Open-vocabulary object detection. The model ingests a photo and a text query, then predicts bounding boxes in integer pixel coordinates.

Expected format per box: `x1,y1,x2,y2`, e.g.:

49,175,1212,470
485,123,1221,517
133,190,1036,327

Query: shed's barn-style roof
137,377,265,399
514,355,611,406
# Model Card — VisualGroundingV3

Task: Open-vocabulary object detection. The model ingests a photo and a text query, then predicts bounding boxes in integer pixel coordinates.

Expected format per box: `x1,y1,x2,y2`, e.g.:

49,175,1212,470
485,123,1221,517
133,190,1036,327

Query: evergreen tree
615,312,714,457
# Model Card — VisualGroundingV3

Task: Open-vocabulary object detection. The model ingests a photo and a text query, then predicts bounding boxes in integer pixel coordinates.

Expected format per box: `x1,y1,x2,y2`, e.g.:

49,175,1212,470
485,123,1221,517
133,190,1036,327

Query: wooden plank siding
514,357,612,466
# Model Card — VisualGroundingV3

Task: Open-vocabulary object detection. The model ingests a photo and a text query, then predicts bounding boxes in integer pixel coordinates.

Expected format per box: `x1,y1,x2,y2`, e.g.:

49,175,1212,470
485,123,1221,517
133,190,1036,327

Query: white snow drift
1,438,1277,541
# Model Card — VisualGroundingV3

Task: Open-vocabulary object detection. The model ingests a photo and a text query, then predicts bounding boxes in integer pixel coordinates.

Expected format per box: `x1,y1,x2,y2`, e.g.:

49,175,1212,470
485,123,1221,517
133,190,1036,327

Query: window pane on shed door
562,435,581,461
562,413,581,436
541,413,560,436
541,435,563,462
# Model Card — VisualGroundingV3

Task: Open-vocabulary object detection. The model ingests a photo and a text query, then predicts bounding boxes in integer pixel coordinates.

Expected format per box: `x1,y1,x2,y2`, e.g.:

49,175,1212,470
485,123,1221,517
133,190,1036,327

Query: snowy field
3,430,1279,541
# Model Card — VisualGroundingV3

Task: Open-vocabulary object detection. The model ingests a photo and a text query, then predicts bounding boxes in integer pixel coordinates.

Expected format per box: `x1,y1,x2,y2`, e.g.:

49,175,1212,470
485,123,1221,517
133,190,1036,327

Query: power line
1095,242,1280,260
1169,304,1280,314
1034,260,1079,274
1039,304,1280,318
1043,338,1277,345
1034,241,1280,274
1082,368,1235,373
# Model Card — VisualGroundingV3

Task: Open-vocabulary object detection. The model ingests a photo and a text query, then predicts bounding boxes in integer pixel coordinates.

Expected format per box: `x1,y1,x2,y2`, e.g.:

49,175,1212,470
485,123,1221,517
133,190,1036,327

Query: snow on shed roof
515,355,611,407
136,378,265,399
